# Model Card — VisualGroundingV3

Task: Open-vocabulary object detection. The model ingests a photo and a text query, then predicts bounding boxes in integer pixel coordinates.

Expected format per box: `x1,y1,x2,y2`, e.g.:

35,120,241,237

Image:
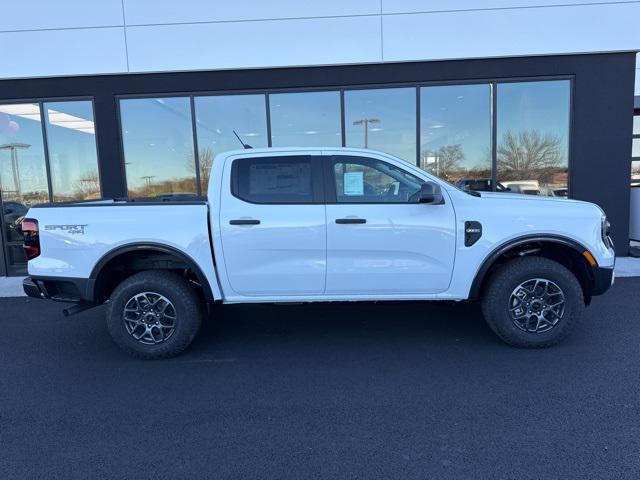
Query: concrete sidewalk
3,256,639,298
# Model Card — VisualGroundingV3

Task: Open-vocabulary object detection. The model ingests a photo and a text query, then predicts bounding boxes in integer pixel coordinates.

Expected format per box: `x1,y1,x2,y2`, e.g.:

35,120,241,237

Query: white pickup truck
22,147,615,358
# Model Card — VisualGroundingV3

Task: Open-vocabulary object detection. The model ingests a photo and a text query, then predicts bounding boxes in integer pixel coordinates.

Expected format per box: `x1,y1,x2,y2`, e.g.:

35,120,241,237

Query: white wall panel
636,70,640,95
0,0,123,31
123,0,380,25
126,16,382,72
383,0,632,14
383,3,640,62
0,28,128,79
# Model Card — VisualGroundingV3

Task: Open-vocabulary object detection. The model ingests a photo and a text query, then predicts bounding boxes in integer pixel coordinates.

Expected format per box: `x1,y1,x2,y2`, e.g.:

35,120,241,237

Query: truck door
219,152,326,297
324,154,456,295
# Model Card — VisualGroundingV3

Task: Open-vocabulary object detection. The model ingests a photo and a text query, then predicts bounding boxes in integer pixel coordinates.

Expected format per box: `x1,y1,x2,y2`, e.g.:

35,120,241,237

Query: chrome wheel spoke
508,278,566,334
122,292,177,345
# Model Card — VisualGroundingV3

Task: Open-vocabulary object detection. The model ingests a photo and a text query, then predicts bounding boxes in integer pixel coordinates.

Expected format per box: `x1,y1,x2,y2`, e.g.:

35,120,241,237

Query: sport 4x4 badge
44,224,88,235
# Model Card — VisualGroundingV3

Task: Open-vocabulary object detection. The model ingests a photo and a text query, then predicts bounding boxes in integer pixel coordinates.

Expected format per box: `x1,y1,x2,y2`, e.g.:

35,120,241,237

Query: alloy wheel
123,292,177,345
508,278,566,333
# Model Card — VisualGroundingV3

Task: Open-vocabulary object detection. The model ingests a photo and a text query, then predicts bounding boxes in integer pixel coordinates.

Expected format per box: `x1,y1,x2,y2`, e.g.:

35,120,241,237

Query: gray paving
1,279,640,479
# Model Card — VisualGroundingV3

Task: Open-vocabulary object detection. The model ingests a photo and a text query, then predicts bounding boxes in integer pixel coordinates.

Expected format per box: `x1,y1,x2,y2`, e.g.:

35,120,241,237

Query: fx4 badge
44,224,88,235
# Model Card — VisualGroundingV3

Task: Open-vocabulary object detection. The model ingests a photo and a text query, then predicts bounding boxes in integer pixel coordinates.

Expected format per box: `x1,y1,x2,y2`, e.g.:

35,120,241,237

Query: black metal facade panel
0,52,636,254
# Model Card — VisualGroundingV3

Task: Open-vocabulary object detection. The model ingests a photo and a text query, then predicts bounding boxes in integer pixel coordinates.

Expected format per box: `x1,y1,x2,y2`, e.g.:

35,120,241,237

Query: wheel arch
89,242,215,304
468,234,596,303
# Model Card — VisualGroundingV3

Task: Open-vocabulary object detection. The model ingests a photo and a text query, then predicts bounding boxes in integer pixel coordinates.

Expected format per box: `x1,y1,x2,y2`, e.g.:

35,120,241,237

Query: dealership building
0,1,638,277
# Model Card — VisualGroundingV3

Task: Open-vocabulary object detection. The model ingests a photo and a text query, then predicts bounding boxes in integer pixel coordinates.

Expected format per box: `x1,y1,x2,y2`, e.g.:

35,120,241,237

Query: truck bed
26,200,218,299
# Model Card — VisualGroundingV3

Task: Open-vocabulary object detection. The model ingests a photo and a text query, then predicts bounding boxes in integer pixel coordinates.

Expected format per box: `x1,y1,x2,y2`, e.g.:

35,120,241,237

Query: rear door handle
335,218,366,224
229,219,260,225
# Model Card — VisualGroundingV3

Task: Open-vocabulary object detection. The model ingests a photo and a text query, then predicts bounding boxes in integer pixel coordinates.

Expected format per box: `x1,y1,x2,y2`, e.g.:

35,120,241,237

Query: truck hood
478,191,584,205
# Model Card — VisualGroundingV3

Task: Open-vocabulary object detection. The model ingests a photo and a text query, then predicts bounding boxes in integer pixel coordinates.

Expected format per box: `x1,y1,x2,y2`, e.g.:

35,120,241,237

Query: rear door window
231,156,320,204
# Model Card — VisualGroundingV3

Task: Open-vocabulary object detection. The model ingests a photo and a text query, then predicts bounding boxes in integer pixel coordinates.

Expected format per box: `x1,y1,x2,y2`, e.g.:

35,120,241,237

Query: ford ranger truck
21,148,615,359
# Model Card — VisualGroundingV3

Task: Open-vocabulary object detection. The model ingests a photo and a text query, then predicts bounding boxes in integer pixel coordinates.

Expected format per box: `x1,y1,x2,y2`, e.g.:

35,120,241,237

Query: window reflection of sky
420,84,491,173
270,91,341,147
195,94,268,193
345,88,416,163
496,80,570,194
117,82,571,197
45,101,100,201
0,100,100,204
0,104,49,204
120,97,196,196
195,94,267,155
498,80,570,146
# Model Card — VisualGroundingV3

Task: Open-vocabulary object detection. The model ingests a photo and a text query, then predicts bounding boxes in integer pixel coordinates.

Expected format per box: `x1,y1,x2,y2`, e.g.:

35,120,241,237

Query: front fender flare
467,234,592,300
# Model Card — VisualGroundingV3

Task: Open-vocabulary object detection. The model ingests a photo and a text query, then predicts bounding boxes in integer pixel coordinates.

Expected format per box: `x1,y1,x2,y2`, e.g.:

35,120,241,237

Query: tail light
22,218,40,260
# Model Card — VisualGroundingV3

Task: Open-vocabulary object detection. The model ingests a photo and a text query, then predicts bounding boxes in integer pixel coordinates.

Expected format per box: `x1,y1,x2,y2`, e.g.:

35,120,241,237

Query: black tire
106,271,202,359
481,256,584,348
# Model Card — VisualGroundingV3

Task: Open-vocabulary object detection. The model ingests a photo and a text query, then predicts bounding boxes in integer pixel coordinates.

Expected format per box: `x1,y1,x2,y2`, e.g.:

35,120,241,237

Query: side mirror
419,182,444,204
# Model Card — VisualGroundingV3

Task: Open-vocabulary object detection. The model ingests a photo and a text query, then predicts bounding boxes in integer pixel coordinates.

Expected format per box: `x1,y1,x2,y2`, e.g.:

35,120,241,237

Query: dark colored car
454,178,510,192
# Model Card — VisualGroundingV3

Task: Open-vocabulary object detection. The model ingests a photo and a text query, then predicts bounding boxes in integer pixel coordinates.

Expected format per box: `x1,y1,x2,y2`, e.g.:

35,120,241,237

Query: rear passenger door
219,153,326,297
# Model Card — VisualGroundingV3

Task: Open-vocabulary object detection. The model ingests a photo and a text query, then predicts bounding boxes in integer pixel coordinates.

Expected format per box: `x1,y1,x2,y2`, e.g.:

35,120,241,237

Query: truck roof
213,147,395,161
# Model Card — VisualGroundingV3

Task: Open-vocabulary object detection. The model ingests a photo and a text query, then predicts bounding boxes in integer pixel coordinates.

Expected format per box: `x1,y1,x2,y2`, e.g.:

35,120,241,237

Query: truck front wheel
481,256,585,348
106,271,202,359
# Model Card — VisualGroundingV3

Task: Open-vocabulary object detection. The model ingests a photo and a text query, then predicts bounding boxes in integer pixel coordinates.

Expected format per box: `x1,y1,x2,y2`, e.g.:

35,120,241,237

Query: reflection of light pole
0,143,30,197
352,118,380,149
140,175,156,188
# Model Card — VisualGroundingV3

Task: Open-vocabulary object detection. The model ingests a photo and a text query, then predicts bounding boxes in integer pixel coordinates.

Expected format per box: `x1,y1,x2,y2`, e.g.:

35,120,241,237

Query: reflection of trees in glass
71,170,101,200
421,144,489,181
128,176,197,198
197,148,213,193
497,130,565,183
126,149,197,198
422,144,464,179
183,147,214,194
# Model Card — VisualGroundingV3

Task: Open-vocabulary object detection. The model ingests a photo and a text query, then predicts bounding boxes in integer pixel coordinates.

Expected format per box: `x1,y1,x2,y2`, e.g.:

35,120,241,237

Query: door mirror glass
419,182,444,204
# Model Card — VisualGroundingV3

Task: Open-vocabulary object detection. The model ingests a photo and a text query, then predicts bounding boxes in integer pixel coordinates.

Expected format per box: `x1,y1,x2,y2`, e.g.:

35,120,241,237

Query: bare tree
421,144,465,180
497,130,565,182
73,170,101,199
186,147,214,193
198,148,214,192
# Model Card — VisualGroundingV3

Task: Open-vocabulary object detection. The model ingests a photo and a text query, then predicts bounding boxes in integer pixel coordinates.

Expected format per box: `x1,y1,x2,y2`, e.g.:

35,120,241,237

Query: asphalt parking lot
2,278,640,479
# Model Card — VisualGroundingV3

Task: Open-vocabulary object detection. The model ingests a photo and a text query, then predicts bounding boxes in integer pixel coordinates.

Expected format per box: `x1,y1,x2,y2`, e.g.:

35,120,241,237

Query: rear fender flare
89,242,216,303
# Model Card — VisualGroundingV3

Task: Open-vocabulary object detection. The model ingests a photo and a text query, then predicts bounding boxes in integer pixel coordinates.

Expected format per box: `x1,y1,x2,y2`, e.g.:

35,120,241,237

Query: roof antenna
233,130,252,149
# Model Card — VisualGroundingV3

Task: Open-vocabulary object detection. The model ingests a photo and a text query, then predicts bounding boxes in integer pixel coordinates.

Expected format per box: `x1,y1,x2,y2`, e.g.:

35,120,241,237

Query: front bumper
591,265,614,296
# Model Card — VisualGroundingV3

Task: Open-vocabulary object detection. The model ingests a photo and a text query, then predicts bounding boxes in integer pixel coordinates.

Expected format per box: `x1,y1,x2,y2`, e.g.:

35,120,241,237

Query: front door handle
335,218,366,224
229,219,260,225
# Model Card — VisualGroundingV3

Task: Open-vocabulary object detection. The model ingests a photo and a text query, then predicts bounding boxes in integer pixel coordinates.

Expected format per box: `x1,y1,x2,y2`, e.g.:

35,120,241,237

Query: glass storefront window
420,84,491,186
120,97,197,197
344,88,416,163
632,160,640,187
269,91,341,147
0,103,50,206
496,80,570,197
0,103,50,271
44,101,101,202
195,94,267,194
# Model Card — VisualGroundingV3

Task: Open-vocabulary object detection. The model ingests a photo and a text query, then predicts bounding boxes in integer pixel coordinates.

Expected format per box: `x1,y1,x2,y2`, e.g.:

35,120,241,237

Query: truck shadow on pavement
189,300,500,356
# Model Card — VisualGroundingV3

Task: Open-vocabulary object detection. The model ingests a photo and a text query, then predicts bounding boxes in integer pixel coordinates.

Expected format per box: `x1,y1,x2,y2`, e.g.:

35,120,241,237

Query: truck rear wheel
106,271,202,359
481,256,584,348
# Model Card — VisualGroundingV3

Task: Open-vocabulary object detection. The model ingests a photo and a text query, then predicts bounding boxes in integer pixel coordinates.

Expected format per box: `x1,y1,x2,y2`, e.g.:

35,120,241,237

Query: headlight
601,216,612,248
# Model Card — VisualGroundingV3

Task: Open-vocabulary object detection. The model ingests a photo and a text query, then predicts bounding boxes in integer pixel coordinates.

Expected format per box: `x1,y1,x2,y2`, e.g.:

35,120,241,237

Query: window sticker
343,171,364,196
